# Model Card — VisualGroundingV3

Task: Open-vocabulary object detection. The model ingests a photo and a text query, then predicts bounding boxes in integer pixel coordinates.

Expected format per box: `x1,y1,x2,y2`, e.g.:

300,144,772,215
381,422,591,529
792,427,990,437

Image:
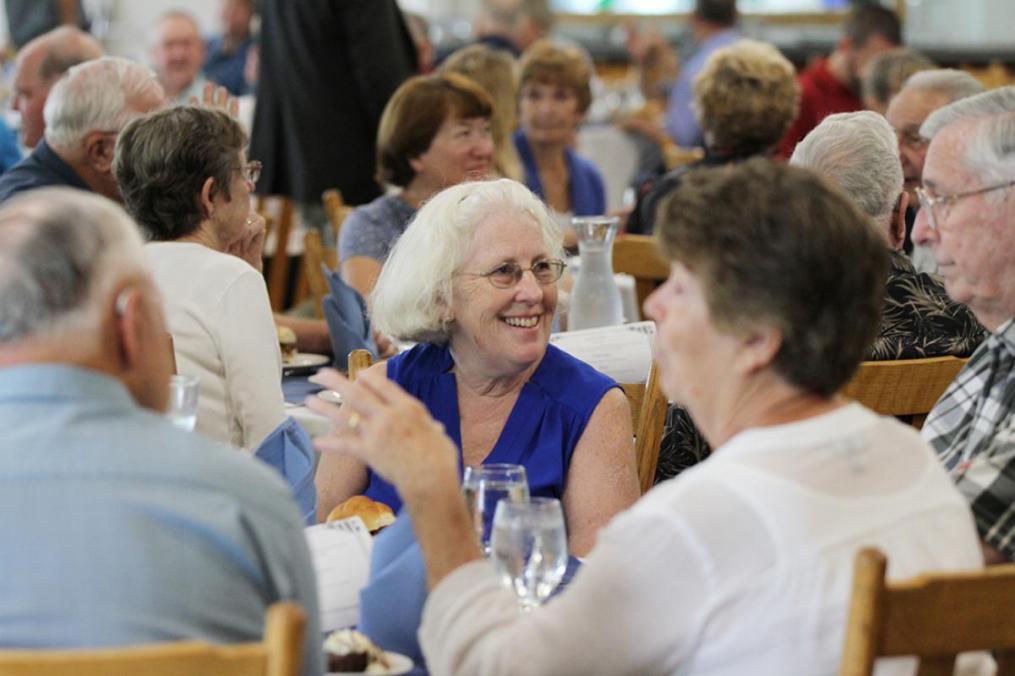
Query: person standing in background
777,4,900,158
250,0,416,212
204,0,256,96
3,0,87,50
663,0,739,149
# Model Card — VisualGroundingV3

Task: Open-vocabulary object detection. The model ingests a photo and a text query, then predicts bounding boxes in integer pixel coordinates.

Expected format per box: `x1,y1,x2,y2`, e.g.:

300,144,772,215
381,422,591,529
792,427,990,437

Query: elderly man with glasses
913,85,1015,564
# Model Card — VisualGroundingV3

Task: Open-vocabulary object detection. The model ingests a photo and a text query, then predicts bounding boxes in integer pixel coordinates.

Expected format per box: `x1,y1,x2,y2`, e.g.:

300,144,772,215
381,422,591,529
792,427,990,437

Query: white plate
316,389,343,405
282,352,330,376
327,650,413,675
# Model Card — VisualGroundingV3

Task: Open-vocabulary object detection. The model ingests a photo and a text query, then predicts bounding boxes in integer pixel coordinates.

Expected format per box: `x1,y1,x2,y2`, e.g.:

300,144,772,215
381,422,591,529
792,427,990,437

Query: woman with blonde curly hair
441,44,524,181
629,38,799,235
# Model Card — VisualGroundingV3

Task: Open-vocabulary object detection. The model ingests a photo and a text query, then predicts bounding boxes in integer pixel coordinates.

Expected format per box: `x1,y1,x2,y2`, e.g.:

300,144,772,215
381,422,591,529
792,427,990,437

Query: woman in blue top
315,178,638,664
514,40,606,247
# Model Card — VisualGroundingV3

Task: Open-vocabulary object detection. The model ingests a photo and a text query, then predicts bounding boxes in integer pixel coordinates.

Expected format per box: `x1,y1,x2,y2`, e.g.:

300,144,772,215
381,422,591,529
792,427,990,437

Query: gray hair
791,110,902,228
921,86,1015,188
921,85,1015,140
903,68,984,108
44,56,164,152
861,48,934,110
0,188,146,342
371,179,563,344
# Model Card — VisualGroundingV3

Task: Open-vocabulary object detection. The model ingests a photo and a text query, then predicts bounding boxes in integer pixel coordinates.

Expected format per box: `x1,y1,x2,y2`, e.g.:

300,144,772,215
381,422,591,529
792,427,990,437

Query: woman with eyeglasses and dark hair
113,106,284,452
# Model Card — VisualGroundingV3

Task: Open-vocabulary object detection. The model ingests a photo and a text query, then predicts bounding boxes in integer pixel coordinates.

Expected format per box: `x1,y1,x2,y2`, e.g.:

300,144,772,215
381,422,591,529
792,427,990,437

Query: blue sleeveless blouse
358,342,617,665
362,342,617,512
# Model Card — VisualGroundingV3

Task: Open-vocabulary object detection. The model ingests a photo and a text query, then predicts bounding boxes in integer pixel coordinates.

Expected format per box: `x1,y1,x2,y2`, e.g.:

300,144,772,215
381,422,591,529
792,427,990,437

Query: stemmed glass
490,497,568,612
462,464,529,555
166,374,200,431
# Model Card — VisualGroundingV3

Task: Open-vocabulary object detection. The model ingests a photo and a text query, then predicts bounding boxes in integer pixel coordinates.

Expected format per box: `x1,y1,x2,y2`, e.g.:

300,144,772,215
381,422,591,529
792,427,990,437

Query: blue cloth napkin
253,417,317,525
282,375,323,405
323,267,377,371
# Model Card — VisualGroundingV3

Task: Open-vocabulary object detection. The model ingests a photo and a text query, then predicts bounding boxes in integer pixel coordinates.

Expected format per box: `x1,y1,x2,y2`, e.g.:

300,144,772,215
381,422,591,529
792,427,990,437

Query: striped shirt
924,319,1015,557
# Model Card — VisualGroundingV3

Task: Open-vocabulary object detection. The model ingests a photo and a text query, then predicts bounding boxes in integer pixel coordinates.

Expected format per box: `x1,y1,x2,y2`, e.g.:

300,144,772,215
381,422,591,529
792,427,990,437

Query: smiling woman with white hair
318,178,639,546
791,110,984,360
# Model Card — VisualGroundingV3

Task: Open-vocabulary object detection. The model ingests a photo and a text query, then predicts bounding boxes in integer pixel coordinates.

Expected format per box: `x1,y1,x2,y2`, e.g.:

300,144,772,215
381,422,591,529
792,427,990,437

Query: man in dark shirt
0,57,165,204
203,0,255,96
791,110,984,360
778,5,900,158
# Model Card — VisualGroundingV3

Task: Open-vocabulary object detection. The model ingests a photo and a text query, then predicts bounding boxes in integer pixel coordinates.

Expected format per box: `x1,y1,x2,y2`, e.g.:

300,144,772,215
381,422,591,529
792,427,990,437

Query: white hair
920,87,1015,189
43,56,165,152
791,110,902,228
901,69,984,106
371,179,564,344
0,188,147,342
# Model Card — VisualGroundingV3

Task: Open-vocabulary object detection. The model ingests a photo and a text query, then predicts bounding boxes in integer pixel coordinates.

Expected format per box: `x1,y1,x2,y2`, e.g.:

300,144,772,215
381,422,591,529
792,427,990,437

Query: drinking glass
166,374,200,432
462,463,529,555
490,497,568,612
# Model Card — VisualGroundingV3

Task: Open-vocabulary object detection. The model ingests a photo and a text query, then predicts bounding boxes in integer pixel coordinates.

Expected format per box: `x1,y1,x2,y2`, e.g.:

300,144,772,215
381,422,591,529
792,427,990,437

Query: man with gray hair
913,86,1015,564
886,69,985,202
0,188,322,674
474,0,554,56
0,56,165,204
791,110,984,361
11,25,103,149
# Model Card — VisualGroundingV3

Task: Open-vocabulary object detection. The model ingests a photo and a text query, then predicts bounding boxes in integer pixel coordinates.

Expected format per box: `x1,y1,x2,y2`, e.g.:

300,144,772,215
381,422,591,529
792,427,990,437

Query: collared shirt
924,319,1015,558
777,57,863,159
870,250,986,361
0,364,323,676
204,35,253,96
0,139,90,204
663,28,741,148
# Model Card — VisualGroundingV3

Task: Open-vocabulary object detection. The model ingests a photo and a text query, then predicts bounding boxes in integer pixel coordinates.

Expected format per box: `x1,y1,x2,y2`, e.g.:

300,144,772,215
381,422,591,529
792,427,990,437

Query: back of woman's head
376,73,493,188
113,106,246,241
693,39,799,154
371,178,562,344
655,158,889,397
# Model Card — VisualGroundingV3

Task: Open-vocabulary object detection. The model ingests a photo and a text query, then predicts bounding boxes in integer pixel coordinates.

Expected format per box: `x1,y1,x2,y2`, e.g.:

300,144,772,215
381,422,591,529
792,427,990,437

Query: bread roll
327,495,395,533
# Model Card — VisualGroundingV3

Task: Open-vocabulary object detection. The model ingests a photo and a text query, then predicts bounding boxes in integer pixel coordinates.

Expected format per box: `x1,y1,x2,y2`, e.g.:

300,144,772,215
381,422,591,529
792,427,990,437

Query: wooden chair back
0,602,306,676
348,349,373,381
256,195,295,312
841,356,966,429
840,548,1015,676
321,188,353,245
302,230,338,320
612,234,670,315
620,361,668,494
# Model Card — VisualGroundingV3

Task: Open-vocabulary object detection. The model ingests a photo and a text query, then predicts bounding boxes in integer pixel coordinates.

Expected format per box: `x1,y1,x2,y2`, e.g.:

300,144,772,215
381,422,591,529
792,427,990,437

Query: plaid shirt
924,319,1015,557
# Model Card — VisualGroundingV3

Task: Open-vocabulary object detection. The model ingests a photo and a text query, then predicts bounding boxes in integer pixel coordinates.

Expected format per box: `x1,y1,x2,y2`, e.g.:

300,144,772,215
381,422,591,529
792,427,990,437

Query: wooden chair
321,188,353,245
302,230,338,320
348,348,373,381
0,602,306,676
840,547,1015,676
612,234,670,315
255,195,295,312
621,361,668,494
841,356,966,429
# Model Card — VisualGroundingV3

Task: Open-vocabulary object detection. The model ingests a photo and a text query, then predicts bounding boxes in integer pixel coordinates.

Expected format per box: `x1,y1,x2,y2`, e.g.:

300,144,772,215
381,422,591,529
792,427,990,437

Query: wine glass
490,497,568,612
462,463,529,555
166,374,200,431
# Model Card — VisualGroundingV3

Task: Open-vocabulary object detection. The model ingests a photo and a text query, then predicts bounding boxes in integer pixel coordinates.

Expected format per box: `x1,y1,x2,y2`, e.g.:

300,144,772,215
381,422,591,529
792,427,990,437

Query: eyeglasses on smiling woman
460,259,567,288
915,179,1015,232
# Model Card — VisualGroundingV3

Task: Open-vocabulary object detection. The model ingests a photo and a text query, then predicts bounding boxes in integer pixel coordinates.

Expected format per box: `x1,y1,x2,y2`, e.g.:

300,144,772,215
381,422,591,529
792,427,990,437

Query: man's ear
83,131,116,173
113,286,147,372
889,191,909,251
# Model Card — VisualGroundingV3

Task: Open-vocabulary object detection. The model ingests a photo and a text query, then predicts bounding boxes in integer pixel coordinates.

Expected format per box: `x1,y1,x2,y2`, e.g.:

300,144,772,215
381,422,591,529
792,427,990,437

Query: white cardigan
145,242,285,452
421,404,988,676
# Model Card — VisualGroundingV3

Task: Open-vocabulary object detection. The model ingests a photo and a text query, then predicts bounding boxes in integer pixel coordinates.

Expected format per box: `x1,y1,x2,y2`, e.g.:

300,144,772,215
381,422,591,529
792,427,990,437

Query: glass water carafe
568,216,624,330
